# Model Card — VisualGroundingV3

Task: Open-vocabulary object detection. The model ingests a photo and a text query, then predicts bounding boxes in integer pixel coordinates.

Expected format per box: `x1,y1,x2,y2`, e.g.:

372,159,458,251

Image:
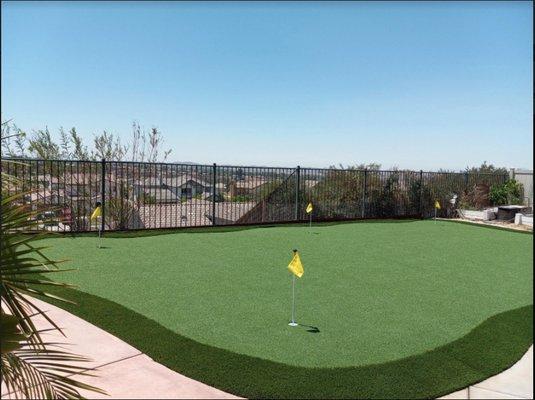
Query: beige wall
511,169,533,206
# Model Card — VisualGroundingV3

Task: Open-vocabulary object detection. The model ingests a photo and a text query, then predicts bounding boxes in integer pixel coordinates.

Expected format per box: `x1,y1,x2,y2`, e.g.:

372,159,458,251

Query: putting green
37,220,533,398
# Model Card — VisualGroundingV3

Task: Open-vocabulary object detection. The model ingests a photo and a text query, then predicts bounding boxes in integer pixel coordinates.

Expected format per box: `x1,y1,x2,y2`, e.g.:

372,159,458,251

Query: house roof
135,174,210,188
140,187,180,202
34,174,60,184
232,177,269,189
63,173,100,185
27,189,66,202
160,175,210,188
135,176,161,186
134,200,255,228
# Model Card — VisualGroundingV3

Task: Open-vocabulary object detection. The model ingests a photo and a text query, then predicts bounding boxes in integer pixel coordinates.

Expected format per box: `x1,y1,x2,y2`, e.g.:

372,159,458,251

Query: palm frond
2,159,105,398
2,345,106,399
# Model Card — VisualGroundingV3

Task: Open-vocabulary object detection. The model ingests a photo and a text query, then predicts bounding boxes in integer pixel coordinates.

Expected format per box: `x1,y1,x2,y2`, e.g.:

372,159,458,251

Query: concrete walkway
2,297,532,399
438,346,533,399
2,297,238,399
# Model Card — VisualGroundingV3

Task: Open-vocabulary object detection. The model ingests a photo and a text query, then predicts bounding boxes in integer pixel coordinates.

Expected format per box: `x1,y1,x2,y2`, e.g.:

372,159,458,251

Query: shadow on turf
298,323,320,333
41,219,424,239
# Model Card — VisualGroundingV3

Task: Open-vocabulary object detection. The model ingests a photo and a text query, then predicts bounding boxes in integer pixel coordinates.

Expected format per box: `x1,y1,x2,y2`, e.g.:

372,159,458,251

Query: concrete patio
2,297,532,399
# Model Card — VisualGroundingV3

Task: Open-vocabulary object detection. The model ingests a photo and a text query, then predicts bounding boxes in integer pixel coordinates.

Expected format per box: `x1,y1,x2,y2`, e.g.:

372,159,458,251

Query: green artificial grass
35,220,533,398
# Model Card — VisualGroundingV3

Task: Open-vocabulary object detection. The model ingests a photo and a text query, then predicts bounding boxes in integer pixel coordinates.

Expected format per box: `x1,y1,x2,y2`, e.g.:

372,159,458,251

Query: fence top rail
1,157,508,177
2,157,297,171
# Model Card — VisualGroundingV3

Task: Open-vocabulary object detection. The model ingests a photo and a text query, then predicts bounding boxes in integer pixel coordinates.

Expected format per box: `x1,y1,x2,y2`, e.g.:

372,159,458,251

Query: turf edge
34,286,533,399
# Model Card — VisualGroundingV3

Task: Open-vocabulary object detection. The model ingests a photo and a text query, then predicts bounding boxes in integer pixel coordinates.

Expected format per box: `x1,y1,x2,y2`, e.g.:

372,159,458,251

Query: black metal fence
1,158,508,232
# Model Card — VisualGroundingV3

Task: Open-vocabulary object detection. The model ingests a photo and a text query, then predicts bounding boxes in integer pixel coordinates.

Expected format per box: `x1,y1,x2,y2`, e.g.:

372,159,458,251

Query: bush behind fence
1,158,508,232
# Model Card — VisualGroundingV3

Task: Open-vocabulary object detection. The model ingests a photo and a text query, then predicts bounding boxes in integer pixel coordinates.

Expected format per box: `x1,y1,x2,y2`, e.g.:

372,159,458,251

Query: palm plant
1,147,104,397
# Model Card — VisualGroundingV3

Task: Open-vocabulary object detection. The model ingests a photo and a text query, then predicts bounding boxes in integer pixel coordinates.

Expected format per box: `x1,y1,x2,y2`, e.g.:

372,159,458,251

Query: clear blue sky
2,1,532,170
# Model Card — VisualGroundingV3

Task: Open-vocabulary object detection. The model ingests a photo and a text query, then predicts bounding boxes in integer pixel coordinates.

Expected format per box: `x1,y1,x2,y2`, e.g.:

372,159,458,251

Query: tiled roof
140,187,180,202
160,175,210,188
134,200,255,228
135,174,210,188
27,189,66,202
232,177,269,189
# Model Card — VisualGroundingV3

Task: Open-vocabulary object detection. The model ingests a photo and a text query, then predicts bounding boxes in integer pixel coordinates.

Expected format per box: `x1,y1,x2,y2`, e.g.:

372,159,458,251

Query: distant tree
1,120,172,162
146,127,172,162
129,122,172,162
131,121,144,161
1,122,27,157
92,130,128,161
69,127,90,160
59,127,71,159
463,161,508,175
329,163,381,171
28,127,61,159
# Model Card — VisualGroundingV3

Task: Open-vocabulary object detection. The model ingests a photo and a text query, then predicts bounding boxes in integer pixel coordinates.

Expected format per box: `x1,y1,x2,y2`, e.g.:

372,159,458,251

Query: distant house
63,173,100,198
162,175,211,199
140,187,180,203
133,174,212,202
205,183,227,201
26,189,67,208
34,174,60,190
228,177,269,198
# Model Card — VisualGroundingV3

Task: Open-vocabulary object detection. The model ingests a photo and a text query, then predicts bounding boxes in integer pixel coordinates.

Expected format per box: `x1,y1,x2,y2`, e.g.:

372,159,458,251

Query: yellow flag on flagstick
288,251,304,278
434,201,441,210
90,206,102,221
306,203,313,214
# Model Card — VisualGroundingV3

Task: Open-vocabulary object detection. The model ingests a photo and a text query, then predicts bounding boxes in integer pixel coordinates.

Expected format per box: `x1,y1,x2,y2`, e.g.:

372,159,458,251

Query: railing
1,158,508,232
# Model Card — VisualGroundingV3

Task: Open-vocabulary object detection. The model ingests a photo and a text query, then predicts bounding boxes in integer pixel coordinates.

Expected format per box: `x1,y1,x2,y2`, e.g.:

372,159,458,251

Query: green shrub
489,180,523,206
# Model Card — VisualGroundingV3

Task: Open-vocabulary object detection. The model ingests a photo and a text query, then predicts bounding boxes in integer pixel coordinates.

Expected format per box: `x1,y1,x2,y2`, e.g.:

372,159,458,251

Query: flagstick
434,208,437,224
289,274,298,326
98,225,102,248
309,212,312,228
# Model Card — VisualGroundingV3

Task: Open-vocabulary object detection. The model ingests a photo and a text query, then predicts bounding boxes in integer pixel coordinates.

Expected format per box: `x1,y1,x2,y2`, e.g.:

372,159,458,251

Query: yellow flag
434,201,441,210
306,203,313,214
90,206,102,221
288,251,304,278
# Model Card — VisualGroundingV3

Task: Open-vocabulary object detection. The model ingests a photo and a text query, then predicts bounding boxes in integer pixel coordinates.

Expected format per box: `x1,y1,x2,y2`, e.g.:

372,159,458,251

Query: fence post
361,169,367,218
100,159,106,233
294,166,301,221
419,170,423,219
212,163,217,226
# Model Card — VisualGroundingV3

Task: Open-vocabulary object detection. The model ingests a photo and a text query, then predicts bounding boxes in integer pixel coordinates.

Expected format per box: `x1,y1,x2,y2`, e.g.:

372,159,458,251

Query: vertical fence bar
419,170,423,219
212,163,217,226
294,165,301,221
100,159,106,233
361,169,368,218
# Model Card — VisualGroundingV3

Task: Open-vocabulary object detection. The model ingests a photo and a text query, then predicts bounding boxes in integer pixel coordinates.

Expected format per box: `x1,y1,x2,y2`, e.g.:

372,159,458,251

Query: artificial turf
35,220,533,398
